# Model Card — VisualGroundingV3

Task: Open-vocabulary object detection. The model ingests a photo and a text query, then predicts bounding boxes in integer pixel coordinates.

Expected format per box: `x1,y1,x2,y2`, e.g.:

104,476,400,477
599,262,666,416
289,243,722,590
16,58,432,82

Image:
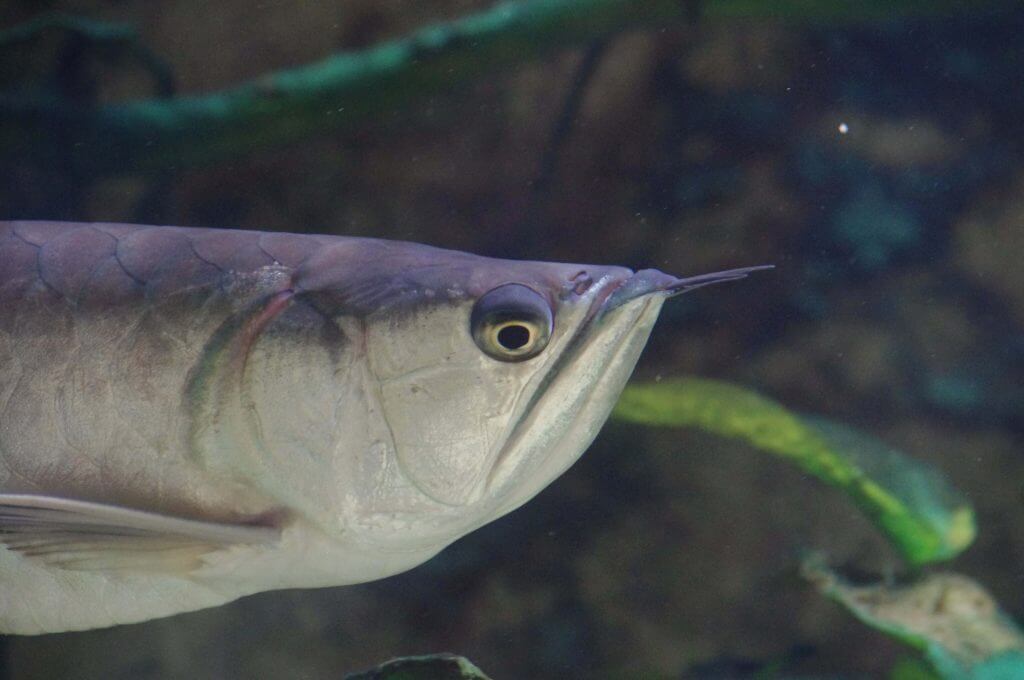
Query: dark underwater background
1,1,1023,678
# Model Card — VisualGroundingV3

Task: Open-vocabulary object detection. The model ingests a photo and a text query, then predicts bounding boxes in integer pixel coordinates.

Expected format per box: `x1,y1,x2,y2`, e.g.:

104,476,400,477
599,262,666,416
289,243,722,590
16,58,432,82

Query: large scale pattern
0,222,336,306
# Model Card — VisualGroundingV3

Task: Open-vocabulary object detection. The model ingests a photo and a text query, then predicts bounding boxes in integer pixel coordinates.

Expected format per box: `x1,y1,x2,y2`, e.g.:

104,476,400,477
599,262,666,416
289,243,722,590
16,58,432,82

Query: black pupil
497,324,531,351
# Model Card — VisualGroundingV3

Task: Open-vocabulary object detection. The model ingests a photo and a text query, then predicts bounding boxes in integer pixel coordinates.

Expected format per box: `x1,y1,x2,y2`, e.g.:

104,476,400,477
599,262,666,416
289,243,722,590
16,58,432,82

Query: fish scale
0,220,765,634
2,222,293,305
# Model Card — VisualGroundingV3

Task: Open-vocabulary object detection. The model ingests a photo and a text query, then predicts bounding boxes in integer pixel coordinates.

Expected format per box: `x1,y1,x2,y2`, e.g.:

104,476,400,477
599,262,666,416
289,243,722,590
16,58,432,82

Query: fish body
0,221,764,633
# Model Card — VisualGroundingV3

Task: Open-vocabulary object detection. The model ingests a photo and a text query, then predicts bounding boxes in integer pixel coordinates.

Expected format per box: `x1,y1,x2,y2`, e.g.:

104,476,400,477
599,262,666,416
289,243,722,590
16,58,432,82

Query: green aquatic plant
612,377,1024,679
804,560,1024,680
0,0,1011,176
612,377,975,565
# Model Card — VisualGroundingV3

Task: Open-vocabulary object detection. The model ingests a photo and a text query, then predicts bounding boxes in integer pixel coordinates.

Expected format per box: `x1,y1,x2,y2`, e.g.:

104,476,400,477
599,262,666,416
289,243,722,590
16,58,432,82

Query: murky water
1,2,1022,678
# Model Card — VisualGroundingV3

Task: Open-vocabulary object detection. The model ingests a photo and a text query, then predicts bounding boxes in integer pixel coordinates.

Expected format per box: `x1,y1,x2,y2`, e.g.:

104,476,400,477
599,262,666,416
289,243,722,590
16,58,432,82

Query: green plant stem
0,0,1001,176
0,0,687,175
613,378,976,565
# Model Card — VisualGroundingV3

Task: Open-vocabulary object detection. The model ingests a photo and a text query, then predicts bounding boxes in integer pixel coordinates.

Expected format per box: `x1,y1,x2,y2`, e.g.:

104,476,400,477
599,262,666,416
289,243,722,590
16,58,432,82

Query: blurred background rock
1,1,1022,677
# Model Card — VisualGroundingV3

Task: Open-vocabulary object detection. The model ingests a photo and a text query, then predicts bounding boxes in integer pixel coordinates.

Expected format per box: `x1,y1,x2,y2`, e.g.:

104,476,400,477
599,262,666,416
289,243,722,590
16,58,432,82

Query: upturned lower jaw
482,264,772,503
484,290,665,519
481,272,631,496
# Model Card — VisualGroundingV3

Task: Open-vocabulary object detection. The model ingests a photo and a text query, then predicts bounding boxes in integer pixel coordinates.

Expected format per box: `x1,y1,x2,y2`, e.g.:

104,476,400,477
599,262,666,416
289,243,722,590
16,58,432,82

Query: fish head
286,239,766,550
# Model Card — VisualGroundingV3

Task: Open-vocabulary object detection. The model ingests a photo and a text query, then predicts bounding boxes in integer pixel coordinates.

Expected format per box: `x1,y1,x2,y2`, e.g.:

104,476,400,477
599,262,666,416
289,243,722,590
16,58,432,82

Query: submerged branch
0,0,999,176
0,0,689,175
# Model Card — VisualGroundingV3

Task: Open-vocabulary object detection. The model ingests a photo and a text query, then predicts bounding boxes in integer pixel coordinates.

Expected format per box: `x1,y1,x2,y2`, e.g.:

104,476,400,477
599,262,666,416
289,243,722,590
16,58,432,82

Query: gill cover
367,289,557,507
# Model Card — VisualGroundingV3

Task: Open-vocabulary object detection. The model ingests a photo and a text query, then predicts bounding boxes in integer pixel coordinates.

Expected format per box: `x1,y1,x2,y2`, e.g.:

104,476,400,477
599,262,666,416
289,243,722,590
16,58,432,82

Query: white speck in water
838,122,850,135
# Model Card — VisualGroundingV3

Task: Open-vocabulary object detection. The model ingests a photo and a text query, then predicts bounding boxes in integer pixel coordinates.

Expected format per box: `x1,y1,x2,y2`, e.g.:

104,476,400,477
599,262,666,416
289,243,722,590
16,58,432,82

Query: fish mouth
482,263,773,500
546,263,776,390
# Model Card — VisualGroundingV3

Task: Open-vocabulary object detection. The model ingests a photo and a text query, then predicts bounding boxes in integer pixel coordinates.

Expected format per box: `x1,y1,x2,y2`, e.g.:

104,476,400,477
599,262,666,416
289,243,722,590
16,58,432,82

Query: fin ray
0,494,280,573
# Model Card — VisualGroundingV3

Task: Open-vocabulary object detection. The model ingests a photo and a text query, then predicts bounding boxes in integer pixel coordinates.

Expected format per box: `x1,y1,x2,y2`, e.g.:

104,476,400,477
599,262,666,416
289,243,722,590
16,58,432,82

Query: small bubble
838,122,850,135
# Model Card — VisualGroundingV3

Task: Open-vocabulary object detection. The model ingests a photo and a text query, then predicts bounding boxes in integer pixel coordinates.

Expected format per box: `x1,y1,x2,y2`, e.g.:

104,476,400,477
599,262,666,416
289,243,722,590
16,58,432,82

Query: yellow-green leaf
612,378,975,565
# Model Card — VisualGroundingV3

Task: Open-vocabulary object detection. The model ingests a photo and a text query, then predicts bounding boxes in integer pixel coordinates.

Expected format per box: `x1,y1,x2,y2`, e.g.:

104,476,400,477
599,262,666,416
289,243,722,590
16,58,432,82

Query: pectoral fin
0,494,280,573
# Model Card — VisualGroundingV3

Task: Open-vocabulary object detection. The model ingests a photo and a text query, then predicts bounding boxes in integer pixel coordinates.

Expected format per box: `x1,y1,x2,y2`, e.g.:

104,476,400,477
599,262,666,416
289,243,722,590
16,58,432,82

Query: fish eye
470,284,553,362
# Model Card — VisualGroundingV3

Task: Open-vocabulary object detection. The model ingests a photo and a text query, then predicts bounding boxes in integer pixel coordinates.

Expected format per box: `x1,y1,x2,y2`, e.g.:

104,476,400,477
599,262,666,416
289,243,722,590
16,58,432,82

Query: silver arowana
0,221,767,634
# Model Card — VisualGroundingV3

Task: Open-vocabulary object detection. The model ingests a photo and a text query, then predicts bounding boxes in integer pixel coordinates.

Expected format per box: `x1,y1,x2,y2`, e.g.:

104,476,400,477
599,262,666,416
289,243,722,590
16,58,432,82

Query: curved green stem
0,0,1004,175
612,378,975,565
